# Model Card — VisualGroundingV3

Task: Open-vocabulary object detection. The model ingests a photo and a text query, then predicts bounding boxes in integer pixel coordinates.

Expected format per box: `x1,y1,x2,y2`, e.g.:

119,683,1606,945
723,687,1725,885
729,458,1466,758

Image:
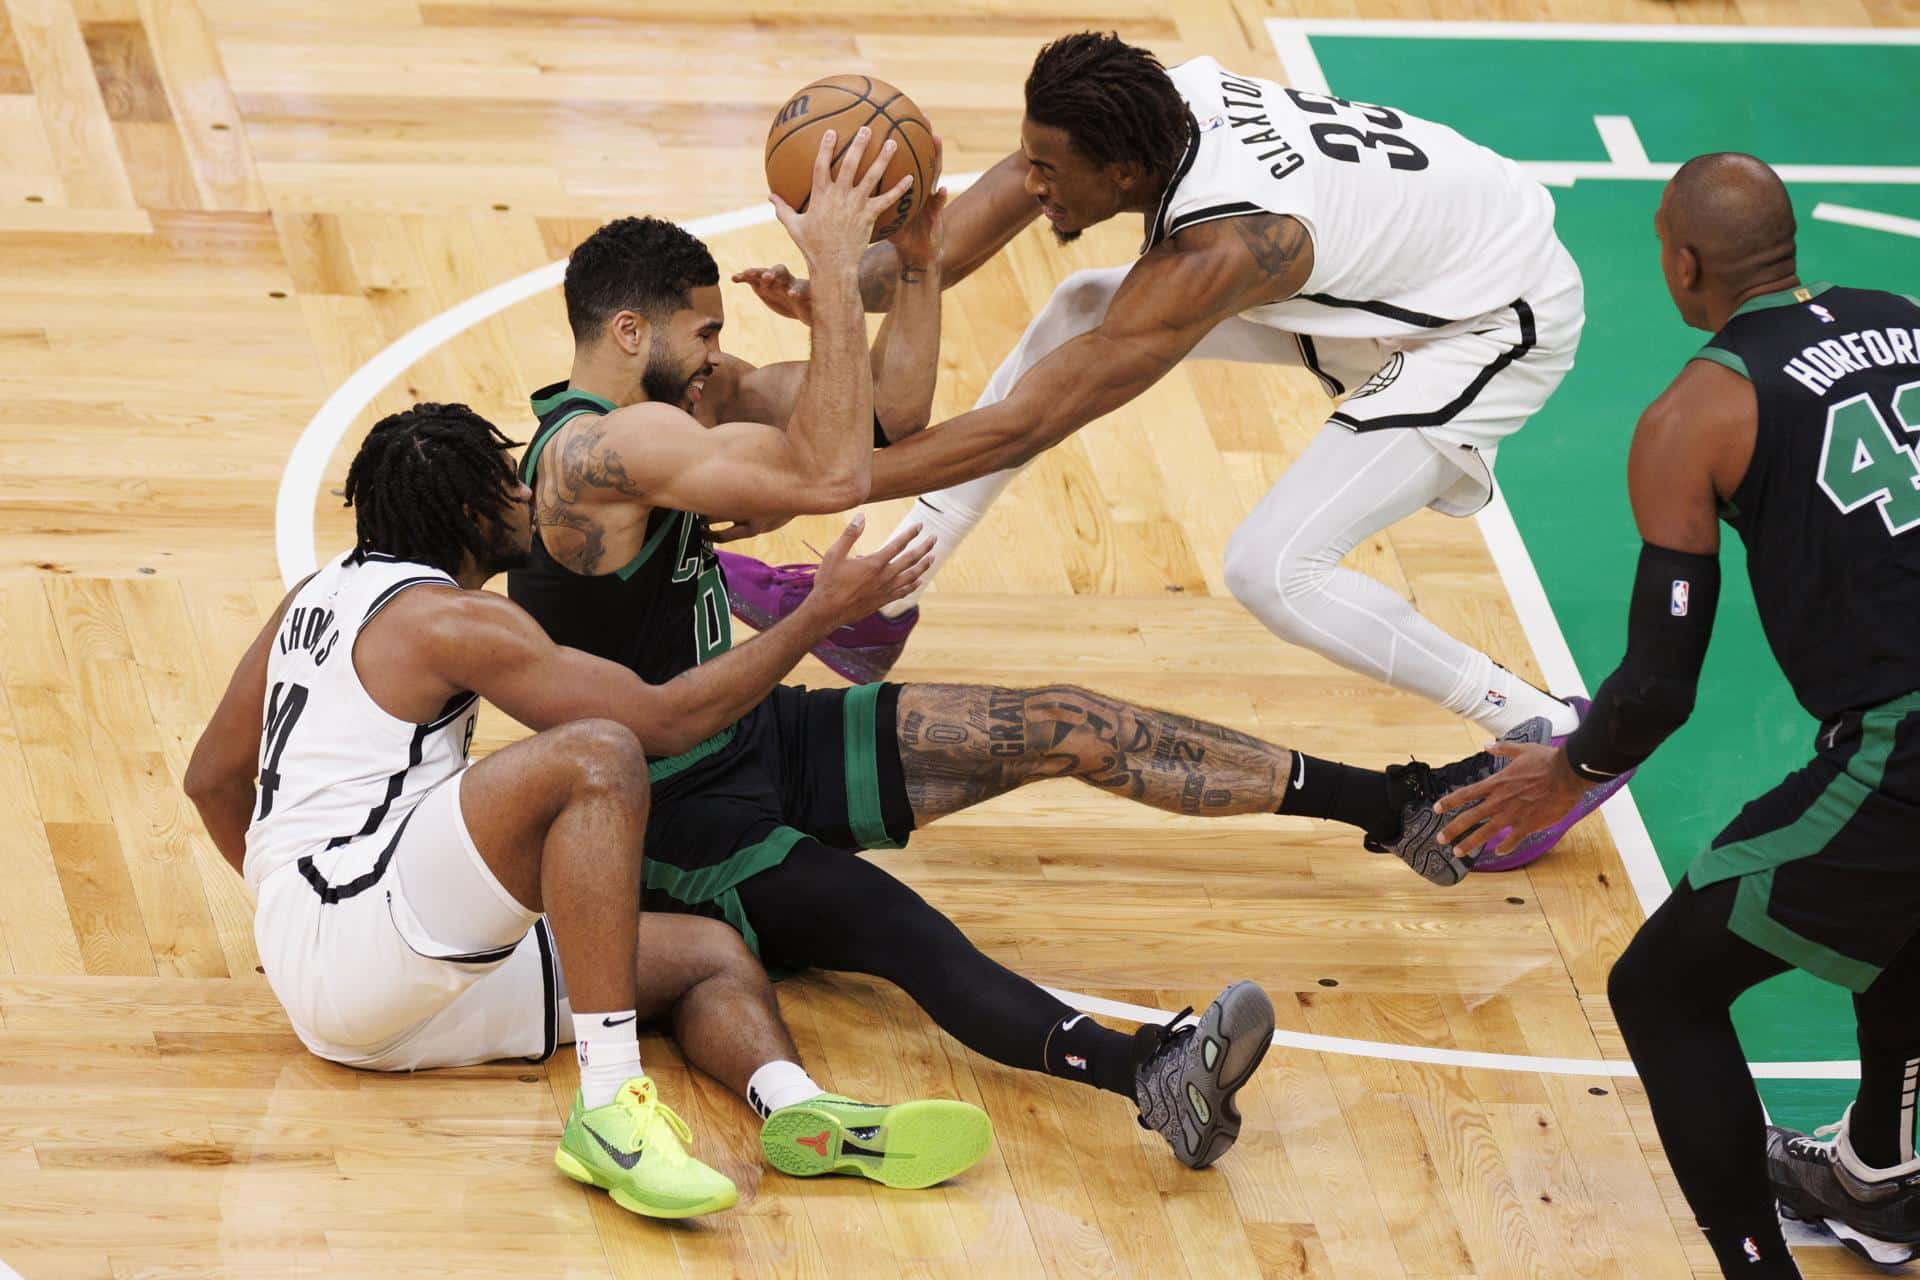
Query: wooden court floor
0,0,1904,1276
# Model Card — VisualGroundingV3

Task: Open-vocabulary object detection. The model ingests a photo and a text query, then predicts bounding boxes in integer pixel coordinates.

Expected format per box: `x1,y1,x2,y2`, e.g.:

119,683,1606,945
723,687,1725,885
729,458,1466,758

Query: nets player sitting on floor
723,32,1626,873
1436,154,1920,1278
181,404,1006,1212
506,120,1537,1177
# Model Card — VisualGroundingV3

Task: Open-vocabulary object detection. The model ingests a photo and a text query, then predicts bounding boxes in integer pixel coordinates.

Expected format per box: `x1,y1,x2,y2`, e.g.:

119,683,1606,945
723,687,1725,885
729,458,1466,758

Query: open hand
807,515,934,626
771,126,915,273
731,263,813,326
1432,741,1587,858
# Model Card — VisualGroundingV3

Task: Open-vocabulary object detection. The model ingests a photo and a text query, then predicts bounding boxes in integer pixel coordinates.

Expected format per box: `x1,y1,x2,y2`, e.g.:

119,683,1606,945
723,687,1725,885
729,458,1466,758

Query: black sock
1042,1012,1137,1098
1847,1048,1919,1171
1848,930,1920,1171
1701,1224,1801,1277
1276,753,1395,834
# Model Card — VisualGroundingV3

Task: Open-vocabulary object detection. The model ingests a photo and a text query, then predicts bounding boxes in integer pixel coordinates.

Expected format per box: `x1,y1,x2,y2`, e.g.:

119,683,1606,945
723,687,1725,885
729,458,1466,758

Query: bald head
1657,152,1800,330
1665,152,1797,282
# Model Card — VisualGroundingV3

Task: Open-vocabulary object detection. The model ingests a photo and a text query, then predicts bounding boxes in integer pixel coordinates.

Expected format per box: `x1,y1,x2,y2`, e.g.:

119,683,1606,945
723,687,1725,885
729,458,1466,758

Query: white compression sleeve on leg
877,266,1130,617
1222,426,1573,735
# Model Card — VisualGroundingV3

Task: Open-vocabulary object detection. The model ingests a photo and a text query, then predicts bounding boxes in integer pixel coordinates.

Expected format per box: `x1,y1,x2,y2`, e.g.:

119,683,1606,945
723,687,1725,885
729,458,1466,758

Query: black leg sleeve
1849,929,1920,1171
1608,876,1798,1276
736,840,1134,1092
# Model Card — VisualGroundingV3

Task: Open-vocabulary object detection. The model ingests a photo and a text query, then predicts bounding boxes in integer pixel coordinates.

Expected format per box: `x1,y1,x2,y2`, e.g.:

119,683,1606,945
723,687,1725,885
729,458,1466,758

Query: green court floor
1291,24,1920,1128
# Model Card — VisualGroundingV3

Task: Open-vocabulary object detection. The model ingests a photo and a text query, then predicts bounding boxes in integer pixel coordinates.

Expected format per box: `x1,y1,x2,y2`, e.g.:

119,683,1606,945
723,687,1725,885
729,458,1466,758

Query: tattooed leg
895,683,1295,824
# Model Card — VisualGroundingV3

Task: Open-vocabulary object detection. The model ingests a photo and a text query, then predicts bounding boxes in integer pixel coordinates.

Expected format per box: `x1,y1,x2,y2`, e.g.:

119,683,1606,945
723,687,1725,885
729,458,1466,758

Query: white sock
746,1060,826,1117
572,1010,642,1109
1462,661,1579,737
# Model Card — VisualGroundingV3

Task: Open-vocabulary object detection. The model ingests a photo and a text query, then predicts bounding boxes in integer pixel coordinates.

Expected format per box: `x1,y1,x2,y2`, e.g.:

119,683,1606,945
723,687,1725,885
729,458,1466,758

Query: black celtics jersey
506,383,732,686
1699,282,1920,721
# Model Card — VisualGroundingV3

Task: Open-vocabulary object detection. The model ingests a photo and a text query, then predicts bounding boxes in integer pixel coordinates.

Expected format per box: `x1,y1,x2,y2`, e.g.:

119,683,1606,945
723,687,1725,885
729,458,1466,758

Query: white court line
1815,201,1920,240
277,151,1857,1082
1594,116,1649,168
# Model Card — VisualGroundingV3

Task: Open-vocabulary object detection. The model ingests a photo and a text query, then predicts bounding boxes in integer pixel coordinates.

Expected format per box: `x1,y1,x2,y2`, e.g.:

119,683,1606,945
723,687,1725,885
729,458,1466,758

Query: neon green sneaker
555,1076,737,1218
759,1093,993,1189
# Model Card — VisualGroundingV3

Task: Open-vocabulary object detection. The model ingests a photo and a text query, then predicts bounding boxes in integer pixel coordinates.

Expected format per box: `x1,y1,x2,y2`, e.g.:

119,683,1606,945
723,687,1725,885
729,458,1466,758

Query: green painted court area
1300,27,1920,1128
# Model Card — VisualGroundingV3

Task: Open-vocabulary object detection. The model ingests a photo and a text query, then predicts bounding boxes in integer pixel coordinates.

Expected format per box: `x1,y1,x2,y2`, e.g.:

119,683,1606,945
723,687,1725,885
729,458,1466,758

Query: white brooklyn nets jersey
1147,57,1562,339
243,552,478,893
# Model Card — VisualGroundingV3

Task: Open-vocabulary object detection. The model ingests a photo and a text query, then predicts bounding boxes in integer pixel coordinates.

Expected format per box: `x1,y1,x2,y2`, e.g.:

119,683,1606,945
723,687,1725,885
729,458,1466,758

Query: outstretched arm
416,519,932,758
725,188,949,442
864,214,1314,501
1434,359,1758,854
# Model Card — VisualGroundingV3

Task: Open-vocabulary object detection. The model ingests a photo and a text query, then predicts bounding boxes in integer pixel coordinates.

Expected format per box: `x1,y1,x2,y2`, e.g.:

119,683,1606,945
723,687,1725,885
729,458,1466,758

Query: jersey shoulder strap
521,381,618,485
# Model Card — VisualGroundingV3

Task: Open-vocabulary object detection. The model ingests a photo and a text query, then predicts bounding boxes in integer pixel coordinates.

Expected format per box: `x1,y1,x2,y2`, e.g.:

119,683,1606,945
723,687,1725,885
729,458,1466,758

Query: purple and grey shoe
1473,696,1636,872
716,550,921,684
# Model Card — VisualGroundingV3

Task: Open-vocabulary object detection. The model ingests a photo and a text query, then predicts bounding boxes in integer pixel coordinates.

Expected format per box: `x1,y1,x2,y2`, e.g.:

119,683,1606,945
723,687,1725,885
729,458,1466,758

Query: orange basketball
765,75,934,241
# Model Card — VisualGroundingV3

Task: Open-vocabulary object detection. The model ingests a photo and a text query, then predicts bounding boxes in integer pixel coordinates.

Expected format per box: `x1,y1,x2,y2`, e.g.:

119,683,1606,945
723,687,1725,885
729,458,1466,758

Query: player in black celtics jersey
510,164,1526,1173
1437,154,1920,1276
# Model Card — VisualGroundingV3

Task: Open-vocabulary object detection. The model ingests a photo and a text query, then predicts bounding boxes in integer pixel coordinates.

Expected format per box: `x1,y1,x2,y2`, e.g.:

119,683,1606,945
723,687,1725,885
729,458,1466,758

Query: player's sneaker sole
760,1097,993,1189
553,1146,738,1219
1135,982,1275,1169
1779,1191,1920,1265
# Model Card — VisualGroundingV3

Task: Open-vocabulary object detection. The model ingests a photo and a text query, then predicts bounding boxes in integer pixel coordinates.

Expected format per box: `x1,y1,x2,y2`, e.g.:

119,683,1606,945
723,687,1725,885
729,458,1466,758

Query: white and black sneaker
1365,717,1553,886
1769,1119,1920,1265
1131,981,1274,1169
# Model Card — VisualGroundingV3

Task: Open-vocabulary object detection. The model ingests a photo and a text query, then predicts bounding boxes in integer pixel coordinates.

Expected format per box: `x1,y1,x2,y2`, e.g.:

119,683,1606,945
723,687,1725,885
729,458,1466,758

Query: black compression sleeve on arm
1562,542,1721,781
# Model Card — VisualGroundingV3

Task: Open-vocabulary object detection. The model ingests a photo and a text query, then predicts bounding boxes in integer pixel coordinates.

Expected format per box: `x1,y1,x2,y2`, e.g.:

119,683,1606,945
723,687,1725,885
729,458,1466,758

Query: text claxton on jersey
1784,323,1920,396
1216,73,1304,181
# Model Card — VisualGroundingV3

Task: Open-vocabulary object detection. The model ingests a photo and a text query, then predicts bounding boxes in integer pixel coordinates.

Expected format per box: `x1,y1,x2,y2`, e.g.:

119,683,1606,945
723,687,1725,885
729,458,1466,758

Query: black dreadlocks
564,215,720,342
342,403,522,577
1024,32,1190,178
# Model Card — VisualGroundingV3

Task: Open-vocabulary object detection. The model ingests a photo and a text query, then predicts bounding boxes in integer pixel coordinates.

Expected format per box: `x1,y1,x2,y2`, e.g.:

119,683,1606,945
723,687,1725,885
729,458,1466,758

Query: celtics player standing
1438,154,1920,1276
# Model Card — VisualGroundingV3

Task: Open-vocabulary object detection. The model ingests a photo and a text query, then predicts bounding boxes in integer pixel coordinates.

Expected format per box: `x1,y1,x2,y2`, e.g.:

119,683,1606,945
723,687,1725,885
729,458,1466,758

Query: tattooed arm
863,213,1315,501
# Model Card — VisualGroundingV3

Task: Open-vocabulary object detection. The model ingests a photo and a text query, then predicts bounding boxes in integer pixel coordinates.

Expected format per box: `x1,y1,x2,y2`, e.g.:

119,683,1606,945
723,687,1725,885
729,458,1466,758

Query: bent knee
552,718,649,794
1225,527,1329,616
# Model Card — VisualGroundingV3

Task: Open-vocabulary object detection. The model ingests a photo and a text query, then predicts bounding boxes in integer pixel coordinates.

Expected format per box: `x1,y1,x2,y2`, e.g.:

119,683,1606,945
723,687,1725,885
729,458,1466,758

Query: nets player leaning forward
182,133,996,1220
1438,154,1920,1277
507,137,1530,1172
728,32,1625,872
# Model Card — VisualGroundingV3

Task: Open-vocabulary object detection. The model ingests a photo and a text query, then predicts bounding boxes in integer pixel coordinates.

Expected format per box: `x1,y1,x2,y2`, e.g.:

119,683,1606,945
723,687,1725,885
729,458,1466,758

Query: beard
481,512,533,575
642,331,702,408
1050,225,1082,246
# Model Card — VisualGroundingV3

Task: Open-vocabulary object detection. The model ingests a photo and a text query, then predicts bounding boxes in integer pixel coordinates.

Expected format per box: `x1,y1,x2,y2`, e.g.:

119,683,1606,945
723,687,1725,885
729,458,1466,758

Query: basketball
764,75,935,241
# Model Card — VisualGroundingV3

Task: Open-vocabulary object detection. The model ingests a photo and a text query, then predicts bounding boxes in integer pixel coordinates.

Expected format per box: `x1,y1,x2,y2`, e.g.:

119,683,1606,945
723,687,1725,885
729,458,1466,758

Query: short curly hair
343,403,522,577
564,216,720,341
1025,32,1191,178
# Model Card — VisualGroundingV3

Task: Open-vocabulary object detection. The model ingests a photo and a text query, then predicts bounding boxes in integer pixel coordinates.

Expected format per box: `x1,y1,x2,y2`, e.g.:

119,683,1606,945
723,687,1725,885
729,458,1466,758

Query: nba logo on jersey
1671,580,1691,616
1810,303,1836,324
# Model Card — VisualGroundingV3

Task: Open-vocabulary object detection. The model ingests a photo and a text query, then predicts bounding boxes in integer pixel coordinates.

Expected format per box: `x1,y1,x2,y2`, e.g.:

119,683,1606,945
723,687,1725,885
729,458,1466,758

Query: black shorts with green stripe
1686,690,1920,993
637,682,914,960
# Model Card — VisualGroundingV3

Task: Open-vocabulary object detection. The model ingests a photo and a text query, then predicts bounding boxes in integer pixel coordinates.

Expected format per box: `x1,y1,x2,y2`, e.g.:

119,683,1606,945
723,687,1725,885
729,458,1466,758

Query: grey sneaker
1769,1122,1920,1265
1366,716,1553,886
1130,981,1274,1169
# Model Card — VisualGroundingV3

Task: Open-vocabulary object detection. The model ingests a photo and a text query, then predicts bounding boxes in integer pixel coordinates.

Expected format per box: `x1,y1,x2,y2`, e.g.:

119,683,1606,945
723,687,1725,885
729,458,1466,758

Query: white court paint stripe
1046,988,1860,1079
1594,116,1649,168
279,177,1856,1082
1266,18,1920,44
1475,489,1671,918
1815,201,1920,239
